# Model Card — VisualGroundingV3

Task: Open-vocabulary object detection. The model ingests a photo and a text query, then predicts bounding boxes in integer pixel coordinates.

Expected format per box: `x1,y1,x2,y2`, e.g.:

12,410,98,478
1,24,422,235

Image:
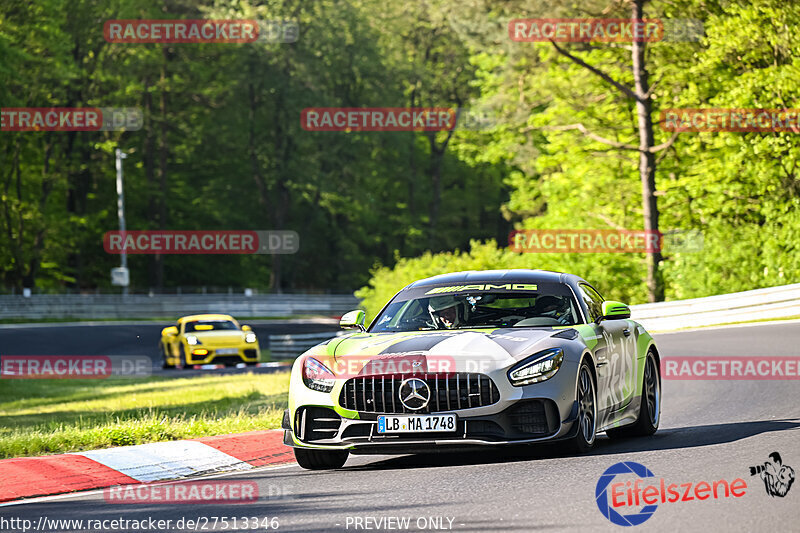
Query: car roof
401,269,585,290
177,314,237,323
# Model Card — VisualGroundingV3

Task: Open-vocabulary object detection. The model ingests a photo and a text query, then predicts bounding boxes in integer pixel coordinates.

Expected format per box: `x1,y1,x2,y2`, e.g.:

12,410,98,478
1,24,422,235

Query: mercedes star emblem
398,378,431,411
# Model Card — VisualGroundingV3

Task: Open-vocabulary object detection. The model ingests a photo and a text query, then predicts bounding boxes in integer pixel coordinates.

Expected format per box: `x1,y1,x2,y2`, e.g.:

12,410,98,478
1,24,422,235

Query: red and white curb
0,429,292,503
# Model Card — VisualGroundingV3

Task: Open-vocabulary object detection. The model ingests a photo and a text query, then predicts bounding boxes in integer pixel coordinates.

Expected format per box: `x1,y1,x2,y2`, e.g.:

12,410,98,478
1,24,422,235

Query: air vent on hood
551,328,579,340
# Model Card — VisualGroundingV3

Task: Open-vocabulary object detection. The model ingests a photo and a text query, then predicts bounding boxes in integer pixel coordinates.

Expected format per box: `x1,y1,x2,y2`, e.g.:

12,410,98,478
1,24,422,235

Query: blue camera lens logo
596,462,658,526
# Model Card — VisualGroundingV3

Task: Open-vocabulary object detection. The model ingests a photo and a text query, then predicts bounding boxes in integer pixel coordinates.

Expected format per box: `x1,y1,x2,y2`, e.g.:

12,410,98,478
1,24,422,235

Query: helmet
428,296,464,329
534,295,568,317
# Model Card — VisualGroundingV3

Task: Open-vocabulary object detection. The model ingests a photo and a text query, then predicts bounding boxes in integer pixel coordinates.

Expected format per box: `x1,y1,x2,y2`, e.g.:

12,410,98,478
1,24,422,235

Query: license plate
377,414,457,434
216,348,239,355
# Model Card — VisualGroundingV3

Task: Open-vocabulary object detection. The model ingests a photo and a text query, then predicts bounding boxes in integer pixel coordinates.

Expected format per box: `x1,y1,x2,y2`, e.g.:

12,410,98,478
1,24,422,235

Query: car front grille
339,373,500,414
210,355,243,365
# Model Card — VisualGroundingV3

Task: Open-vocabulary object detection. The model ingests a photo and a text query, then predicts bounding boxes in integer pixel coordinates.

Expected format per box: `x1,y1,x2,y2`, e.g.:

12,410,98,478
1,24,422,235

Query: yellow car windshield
185,320,238,332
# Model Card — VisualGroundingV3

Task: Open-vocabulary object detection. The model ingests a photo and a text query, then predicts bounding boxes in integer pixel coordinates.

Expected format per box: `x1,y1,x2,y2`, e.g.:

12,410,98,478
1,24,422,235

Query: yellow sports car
160,314,262,368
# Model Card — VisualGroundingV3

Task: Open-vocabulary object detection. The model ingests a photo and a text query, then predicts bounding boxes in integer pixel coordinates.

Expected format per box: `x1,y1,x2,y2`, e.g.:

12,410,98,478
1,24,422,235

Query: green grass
0,372,290,459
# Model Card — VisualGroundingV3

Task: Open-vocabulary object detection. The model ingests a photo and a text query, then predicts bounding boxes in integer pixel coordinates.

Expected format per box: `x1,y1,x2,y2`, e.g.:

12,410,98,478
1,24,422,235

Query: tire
566,360,597,454
606,350,660,439
161,344,173,369
293,447,349,470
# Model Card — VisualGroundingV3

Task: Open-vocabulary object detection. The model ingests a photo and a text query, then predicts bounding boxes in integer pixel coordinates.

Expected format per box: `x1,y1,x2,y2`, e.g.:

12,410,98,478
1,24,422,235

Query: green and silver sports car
283,269,661,469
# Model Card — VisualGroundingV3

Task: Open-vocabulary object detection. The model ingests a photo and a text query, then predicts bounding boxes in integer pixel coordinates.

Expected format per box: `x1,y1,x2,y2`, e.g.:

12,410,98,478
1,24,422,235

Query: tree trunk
426,124,457,251
143,75,163,288
631,0,663,302
3,140,24,290
156,46,169,288
427,141,444,250
25,137,55,288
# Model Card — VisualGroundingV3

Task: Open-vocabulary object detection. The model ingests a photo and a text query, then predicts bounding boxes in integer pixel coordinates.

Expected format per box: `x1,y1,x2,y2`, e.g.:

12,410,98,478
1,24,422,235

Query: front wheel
606,350,660,439
158,344,172,370
178,348,188,370
294,448,349,470
161,344,173,369
566,361,597,453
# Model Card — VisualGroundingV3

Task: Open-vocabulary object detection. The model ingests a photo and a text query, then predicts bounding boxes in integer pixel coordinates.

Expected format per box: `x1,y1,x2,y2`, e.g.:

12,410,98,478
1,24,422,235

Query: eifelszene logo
595,461,747,526
750,452,795,497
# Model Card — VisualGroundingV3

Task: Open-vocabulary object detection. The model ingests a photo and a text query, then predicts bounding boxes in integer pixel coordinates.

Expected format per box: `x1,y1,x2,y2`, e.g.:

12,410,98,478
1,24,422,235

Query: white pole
115,148,128,296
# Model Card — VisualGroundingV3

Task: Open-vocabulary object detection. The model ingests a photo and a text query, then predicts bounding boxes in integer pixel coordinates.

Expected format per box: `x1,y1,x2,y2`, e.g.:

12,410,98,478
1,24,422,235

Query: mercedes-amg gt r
283,270,661,469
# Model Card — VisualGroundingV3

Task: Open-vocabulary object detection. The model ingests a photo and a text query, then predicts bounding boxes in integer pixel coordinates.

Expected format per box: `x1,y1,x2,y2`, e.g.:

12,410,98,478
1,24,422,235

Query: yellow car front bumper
185,345,261,365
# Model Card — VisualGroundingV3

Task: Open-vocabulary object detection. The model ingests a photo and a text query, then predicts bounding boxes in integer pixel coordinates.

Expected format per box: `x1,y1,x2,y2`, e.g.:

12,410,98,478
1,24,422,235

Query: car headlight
245,332,257,343
302,357,336,392
508,348,564,386
186,335,200,346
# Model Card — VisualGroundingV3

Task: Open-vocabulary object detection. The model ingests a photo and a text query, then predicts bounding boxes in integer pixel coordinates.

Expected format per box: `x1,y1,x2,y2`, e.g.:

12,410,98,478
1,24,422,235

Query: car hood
185,330,246,347
319,328,568,376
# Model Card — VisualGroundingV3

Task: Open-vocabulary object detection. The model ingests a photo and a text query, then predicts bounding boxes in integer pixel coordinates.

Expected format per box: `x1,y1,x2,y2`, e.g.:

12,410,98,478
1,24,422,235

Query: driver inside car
427,296,467,329
533,295,571,324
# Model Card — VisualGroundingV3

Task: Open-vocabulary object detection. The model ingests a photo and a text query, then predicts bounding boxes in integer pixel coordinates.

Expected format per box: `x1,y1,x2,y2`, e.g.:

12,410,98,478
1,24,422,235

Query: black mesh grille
339,373,500,414
507,400,552,435
209,355,243,365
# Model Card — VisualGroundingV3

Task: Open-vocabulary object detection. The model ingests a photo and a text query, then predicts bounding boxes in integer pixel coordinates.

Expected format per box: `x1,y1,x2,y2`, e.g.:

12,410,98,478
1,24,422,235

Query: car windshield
370,284,580,332
185,320,239,332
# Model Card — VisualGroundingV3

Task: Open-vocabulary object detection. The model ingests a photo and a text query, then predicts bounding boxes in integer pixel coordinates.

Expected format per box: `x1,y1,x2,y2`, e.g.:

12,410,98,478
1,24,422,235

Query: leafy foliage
1,0,797,306
357,0,800,313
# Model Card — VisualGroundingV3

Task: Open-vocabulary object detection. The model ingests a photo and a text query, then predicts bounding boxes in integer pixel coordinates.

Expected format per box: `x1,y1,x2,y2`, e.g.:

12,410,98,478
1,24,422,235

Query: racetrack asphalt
1,322,798,532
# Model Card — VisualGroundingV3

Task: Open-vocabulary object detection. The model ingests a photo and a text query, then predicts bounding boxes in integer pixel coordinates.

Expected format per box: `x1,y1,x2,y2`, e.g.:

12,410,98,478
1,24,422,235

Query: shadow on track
588,418,800,456
344,418,800,471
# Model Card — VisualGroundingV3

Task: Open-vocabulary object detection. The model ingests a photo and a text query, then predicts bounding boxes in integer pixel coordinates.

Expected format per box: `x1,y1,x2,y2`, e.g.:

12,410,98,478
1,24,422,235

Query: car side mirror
596,301,631,322
161,326,179,336
340,310,366,332
241,325,252,332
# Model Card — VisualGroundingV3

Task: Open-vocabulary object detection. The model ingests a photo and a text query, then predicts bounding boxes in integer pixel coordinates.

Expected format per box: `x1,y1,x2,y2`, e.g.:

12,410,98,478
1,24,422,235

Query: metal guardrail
268,331,347,360
203,282,800,359
630,283,800,331
0,294,360,320
4,283,798,347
